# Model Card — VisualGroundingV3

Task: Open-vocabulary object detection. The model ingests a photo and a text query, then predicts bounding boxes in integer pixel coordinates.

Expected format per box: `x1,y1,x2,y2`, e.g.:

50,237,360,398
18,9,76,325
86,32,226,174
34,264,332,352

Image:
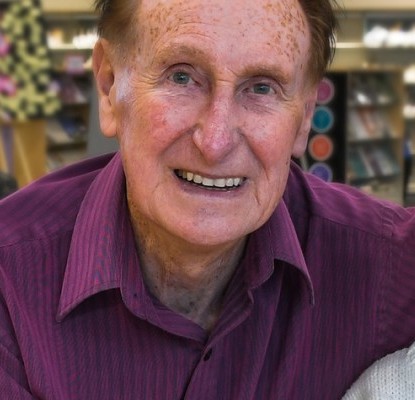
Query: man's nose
192,91,239,164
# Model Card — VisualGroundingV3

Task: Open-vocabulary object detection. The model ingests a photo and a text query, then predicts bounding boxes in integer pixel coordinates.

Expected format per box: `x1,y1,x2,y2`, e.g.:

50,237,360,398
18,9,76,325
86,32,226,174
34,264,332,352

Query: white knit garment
342,342,415,399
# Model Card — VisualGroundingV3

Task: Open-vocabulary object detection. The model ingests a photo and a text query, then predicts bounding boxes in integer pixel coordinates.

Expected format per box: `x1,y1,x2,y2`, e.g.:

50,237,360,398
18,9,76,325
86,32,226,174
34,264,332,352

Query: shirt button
203,348,213,361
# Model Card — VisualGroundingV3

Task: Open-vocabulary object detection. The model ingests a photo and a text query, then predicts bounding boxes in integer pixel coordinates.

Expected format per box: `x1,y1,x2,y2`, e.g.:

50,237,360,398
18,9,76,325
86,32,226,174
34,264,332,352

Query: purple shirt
0,152,414,399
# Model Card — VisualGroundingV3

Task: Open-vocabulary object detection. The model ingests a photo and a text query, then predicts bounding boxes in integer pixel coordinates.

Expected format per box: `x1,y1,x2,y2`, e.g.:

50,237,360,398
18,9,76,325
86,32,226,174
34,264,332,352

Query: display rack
330,10,415,204
42,12,97,170
346,69,404,204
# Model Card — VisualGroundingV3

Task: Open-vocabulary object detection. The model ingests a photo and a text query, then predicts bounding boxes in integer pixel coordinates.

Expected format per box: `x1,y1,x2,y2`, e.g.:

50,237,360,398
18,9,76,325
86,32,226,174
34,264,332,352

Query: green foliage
0,0,60,121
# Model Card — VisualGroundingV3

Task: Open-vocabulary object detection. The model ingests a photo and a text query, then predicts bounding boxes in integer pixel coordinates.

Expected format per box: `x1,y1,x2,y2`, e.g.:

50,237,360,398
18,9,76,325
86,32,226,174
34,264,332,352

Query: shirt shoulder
0,153,116,247
284,162,413,242
285,163,415,366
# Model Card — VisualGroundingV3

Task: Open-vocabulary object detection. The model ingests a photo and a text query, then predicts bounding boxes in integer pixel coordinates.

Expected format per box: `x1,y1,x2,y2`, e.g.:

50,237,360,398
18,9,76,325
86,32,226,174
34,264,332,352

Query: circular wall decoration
312,106,335,133
309,162,333,182
317,77,335,105
308,134,334,161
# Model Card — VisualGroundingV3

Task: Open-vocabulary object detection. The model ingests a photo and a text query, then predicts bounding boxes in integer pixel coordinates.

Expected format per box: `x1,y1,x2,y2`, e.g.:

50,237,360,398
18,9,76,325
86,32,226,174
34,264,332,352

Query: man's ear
292,87,318,158
92,39,117,138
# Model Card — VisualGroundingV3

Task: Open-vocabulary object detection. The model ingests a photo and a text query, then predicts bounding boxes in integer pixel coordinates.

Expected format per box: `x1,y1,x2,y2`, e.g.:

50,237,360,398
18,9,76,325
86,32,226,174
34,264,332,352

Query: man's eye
252,83,273,95
171,71,192,85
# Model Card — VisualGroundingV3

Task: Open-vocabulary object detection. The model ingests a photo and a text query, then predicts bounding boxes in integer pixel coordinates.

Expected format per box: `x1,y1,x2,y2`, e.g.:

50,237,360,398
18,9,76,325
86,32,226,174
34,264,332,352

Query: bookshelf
328,10,415,204
42,12,97,170
345,69,404,203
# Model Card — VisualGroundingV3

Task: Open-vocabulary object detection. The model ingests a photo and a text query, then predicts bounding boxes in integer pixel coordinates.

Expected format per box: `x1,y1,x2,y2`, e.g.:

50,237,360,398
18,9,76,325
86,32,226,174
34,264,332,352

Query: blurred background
1,0,415,206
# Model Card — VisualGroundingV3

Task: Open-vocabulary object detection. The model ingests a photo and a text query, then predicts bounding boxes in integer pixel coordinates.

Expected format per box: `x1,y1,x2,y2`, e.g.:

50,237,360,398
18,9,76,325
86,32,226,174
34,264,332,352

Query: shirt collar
243,199,314,305
57,155,314,321
57,153,136,321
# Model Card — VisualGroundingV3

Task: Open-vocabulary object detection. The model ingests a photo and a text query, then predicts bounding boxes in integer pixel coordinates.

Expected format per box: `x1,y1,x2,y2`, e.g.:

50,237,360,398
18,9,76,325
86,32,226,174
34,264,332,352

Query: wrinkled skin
93,0,318,328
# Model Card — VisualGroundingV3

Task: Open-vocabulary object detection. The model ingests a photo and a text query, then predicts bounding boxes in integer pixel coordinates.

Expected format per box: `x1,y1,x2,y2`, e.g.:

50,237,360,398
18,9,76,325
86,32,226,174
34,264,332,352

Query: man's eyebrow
152,43,211,66
241,65,290,85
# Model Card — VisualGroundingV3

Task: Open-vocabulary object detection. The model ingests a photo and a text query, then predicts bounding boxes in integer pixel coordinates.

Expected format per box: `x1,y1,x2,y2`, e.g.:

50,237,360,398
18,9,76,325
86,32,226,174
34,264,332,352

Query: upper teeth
177,170,243,188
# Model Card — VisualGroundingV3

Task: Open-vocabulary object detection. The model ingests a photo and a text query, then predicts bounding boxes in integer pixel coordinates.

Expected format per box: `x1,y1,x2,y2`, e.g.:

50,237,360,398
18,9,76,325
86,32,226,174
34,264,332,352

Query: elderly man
0,0,414,399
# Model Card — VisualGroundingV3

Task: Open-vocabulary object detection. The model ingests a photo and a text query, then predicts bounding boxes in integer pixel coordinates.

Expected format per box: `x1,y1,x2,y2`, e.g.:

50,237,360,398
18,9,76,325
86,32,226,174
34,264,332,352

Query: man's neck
133,222,246,332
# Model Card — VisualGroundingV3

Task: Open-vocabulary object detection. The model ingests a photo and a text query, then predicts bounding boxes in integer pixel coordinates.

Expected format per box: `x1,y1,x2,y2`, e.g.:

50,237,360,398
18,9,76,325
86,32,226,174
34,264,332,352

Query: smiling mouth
175,169,245,190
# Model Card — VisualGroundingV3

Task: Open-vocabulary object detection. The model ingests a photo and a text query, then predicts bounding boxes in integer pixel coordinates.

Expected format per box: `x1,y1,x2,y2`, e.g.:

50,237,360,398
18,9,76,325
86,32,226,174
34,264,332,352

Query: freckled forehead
139,0,310,65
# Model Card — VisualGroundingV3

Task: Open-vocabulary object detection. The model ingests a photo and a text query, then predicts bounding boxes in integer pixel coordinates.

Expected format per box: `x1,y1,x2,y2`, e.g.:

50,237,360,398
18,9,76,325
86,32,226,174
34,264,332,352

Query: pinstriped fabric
57,154,127,320
0,154,414,399
378,209,415,356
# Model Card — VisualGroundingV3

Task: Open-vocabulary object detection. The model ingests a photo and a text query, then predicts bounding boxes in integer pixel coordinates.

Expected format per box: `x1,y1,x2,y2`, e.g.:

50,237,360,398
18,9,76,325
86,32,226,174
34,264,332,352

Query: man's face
95,0,317,248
